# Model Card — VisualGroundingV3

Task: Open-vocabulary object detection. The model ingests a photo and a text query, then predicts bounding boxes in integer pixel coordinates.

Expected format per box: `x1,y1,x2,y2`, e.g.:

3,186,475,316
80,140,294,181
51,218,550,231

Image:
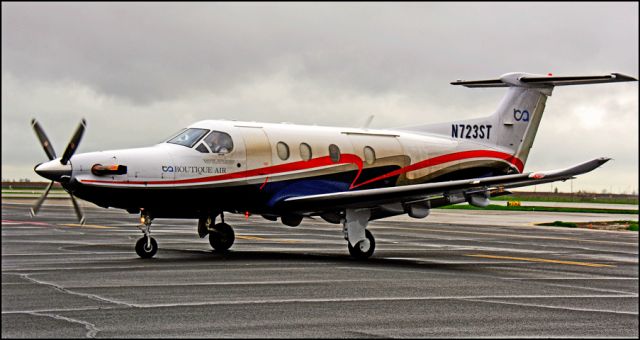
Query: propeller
30,118,87,224
31,119,57,161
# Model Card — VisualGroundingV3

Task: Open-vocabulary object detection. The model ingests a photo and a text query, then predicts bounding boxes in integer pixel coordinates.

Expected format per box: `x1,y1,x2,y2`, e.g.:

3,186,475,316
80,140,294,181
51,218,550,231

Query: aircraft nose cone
34,160,72,182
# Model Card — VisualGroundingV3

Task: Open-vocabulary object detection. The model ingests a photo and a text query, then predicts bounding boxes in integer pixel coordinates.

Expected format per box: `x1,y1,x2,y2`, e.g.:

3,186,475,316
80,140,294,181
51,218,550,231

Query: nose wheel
135,236,158,258
135,211,158,258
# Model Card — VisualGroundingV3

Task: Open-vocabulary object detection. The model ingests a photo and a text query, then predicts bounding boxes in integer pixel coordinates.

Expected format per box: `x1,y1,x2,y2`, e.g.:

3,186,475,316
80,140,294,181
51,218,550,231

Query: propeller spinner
30,118,87,224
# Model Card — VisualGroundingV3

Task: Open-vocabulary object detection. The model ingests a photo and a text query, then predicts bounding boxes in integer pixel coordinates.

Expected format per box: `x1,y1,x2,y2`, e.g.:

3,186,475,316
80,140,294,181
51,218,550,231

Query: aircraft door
237,126,272,185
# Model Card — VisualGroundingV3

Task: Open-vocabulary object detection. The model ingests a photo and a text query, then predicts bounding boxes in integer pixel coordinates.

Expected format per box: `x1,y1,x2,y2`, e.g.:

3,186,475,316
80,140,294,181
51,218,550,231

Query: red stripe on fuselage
79,150,521,188
350,150,523,189
81,154,363,187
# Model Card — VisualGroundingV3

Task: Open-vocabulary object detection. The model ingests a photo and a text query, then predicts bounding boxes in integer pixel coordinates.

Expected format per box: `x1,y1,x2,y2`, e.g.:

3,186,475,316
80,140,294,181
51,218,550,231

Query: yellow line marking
237,235,267,241
236,235,302,244
467,254,614,268
60,224,114,229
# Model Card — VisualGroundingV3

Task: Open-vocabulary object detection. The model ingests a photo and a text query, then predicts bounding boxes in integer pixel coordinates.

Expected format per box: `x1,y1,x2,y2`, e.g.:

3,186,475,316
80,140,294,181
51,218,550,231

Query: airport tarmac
2,200,638,338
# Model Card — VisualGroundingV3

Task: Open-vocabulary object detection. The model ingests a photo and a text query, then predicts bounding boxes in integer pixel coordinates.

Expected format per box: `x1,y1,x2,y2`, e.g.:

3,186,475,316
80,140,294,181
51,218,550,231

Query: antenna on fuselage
362,115,375,130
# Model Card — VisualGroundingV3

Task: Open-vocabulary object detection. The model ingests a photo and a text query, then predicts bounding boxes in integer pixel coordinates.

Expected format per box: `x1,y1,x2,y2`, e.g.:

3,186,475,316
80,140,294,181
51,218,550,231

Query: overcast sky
2,2,638,193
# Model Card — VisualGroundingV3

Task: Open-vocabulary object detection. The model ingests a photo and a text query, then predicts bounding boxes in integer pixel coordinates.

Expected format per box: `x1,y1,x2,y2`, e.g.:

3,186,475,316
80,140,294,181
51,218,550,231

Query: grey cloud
3,3,637,104
1,2,638,192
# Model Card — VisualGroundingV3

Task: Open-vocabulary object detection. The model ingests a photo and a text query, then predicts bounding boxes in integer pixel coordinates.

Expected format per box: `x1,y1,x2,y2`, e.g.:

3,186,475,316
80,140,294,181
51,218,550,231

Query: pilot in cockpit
205,131,233,154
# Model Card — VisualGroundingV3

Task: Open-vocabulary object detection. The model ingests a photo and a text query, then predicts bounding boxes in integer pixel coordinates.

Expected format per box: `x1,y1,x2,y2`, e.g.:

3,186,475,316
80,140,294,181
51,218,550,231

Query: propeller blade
30,181,54,217
31,119,57,161
69,193,86,225
60,119,86,165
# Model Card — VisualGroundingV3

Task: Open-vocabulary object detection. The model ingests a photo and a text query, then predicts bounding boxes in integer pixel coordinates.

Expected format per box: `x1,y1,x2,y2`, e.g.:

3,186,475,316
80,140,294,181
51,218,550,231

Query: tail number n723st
451,124,492,139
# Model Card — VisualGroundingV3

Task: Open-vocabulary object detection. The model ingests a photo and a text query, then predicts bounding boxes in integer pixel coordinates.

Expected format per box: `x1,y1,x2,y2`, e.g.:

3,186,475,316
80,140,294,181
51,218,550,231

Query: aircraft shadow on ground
66,242,492,274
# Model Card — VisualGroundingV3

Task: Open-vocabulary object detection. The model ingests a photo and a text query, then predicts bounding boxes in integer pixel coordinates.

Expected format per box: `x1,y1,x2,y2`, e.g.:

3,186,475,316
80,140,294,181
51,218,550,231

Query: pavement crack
18,273,136,308
27,311,99,338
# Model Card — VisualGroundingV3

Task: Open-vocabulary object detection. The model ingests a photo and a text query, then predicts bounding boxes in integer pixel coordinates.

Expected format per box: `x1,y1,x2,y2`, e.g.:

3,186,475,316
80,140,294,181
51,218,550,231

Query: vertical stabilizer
404,72,636,170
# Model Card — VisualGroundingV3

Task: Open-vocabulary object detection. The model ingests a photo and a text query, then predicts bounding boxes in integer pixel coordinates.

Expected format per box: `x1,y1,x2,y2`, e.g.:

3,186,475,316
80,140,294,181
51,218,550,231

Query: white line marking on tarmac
376,226,638,246
2,306,120,314
60,279,397,289
127,294,638,309
503,277,638,280
463,298,638,316
3,264,330,272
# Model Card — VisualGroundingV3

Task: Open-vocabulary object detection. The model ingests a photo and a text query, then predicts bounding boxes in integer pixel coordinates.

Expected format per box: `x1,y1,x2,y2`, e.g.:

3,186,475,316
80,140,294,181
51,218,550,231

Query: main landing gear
135,211,158,258
343,209,376,259
198,212,235,252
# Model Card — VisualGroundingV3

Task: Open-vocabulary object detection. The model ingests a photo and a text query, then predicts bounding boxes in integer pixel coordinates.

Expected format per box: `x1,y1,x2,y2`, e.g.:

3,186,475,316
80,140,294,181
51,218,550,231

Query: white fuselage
64,119,521,217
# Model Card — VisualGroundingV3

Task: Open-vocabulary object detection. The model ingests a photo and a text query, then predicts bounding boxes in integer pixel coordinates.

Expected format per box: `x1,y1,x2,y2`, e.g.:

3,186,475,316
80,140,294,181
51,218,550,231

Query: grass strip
492,195,638,205
438,204,638,214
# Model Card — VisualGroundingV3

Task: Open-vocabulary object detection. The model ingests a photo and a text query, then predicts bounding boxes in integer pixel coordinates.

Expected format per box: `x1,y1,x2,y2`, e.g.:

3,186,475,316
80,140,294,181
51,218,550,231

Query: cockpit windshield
166,128,209,147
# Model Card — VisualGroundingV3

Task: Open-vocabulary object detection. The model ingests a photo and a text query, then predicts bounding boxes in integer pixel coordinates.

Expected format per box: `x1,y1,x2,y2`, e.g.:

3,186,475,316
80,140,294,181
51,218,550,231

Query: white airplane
30,72,636,259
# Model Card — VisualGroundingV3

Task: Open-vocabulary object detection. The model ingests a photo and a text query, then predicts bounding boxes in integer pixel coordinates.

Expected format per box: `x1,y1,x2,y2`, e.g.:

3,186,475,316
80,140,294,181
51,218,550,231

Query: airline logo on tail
513,109,529,122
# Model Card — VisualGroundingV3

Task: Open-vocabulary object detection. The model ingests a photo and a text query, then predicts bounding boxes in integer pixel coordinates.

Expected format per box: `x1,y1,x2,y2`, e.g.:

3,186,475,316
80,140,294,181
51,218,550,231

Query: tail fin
407,72,636,170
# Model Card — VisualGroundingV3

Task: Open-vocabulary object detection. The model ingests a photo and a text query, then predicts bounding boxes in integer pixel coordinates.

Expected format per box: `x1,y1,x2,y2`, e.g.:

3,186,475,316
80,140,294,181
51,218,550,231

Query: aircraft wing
278,157,611,214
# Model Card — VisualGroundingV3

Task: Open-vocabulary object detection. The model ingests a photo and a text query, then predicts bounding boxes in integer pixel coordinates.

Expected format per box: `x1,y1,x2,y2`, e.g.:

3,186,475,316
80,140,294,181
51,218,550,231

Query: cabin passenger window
196,143,209,153
328,144,341,163
277,142,290,160
167,128,210,148
204,131,234,154
363,146,376,165
299,143,312,161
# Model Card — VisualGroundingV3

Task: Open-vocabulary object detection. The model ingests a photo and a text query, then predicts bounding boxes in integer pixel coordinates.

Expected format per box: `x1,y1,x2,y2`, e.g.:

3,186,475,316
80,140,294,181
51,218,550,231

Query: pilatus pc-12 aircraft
31,72,636,259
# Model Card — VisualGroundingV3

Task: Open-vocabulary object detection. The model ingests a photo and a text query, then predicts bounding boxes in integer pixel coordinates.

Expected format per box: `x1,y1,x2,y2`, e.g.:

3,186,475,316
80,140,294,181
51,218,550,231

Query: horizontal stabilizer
451,72,637,88
520,73,637,86
450,79,508,88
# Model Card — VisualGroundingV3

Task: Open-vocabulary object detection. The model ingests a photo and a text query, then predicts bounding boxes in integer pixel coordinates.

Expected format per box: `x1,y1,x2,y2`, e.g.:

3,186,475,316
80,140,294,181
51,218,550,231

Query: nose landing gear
135,211,158,258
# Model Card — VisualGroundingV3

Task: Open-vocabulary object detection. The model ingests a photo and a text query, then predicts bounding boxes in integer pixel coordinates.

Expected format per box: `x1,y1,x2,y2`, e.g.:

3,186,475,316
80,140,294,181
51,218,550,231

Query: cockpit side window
204,131,234,154
195,143,209,153
166,128,210,148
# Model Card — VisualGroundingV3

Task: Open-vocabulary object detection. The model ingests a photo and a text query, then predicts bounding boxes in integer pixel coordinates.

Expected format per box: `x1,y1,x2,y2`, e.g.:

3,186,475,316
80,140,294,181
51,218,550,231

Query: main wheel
347,229,375,259
135,236,158,259
209,223,235,251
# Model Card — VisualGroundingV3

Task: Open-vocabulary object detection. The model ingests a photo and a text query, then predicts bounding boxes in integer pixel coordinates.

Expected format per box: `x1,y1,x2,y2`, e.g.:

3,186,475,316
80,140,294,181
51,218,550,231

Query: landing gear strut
343,208,375,259
199,212,235,252
135,211,158,258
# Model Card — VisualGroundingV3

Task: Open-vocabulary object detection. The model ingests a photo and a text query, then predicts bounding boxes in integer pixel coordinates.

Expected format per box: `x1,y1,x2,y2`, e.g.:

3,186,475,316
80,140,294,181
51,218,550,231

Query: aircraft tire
209,223,235,251
348,229,375,259
135,236,158,259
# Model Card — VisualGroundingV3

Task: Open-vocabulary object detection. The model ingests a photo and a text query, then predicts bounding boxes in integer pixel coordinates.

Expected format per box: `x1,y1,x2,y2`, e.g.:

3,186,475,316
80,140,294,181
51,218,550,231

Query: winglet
528,157,611,179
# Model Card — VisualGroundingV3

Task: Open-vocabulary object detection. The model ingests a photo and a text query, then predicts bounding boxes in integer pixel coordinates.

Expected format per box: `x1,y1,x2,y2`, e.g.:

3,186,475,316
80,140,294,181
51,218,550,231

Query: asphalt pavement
2,200,638,338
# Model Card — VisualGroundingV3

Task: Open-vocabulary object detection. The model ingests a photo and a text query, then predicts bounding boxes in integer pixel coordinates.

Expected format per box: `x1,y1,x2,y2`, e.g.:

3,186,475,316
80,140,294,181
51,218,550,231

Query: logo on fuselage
162,165,228,174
